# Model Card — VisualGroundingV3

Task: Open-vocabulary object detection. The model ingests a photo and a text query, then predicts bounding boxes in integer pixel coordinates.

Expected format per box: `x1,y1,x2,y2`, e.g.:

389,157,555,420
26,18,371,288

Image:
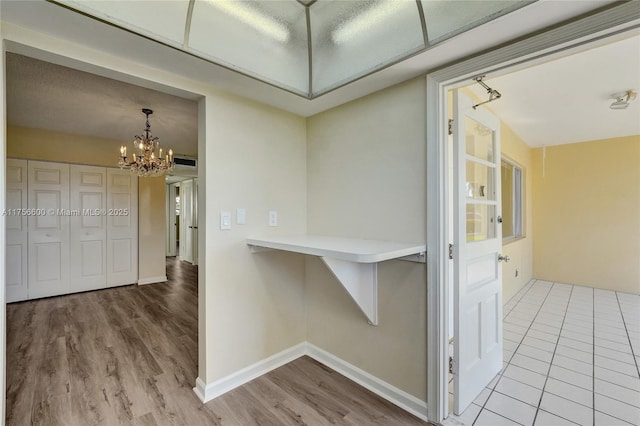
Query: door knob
498,254,510,263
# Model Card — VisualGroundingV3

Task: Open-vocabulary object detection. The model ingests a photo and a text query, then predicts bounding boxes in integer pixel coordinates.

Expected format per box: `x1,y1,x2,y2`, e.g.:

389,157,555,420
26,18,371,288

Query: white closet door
70,165,107,292
6,159,28,303
107,169,138,287
28,161,70,299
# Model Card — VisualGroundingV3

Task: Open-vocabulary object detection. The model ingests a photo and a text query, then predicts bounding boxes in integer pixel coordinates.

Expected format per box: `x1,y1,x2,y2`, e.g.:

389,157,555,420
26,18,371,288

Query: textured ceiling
468,34,640,147
6,53,199,157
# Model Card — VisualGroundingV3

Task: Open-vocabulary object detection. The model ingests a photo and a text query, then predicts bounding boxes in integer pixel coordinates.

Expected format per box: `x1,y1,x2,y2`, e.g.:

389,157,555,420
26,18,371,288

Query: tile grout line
531,283,574,426
614,291,640,378
474,281,556,426
592,287,595,426
470,280,543,426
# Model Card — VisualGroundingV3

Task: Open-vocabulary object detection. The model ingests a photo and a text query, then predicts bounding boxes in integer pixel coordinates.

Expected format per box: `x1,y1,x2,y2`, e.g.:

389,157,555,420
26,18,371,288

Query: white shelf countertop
246,235,426,263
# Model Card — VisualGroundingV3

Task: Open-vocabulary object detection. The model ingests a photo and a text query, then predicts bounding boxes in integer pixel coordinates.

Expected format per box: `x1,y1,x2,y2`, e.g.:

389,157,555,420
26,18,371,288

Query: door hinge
449,356,455,374
449,244,454,260
448,119,453,135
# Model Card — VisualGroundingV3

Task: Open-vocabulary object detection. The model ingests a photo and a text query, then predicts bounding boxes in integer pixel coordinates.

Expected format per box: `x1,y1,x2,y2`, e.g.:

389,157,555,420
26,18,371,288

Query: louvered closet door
107,169,138,287
28,161,70,299
70,165,107,292
6,159,28,302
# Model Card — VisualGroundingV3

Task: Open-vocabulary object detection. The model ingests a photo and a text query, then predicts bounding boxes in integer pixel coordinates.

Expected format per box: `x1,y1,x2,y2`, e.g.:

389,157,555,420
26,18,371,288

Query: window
501,158,523,241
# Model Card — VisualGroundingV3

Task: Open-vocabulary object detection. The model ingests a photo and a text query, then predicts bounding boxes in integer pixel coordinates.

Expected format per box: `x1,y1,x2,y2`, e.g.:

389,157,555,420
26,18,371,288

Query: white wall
306,78,427,401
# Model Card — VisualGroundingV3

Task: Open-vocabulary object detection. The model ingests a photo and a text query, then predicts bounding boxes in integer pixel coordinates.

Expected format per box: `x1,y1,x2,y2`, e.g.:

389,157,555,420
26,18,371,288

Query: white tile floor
447,279,640,426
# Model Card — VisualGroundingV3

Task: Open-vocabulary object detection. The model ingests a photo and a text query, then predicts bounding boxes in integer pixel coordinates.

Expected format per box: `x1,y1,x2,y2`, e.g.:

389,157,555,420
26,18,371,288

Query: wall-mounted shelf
247,235,426,325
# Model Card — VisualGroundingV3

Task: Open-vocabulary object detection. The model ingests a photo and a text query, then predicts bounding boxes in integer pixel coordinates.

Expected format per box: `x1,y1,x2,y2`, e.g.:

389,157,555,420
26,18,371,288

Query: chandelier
119,108,174,177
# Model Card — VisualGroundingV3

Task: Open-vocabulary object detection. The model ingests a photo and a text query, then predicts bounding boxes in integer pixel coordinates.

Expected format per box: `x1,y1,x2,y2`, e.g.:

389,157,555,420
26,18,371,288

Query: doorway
426,14,640,425
3,50,205,422
166,176,199,265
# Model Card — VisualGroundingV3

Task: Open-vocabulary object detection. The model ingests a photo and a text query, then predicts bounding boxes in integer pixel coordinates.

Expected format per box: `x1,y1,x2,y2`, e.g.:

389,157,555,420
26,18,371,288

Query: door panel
192,178,198,266
70,165,107,292
453,90,503,414
107,169,138,287
166,183,178,257
28,161,70,299
180,179,193,264
6,159,28,302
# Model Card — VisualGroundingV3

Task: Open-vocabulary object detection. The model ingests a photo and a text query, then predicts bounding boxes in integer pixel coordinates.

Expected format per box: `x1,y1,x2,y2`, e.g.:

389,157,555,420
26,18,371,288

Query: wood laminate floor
6,257,431,426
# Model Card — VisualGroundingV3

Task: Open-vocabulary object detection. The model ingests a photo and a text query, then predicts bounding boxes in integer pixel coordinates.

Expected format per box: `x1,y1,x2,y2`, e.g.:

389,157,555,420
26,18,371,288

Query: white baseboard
305,343,429,422
192,342,307,403
137,276,168,285
192,342,429,423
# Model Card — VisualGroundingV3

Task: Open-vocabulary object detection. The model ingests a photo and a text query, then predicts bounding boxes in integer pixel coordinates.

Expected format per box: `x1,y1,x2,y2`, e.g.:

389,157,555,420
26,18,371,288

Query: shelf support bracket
397,252,426,263
320,257,378,326
249,245,274,253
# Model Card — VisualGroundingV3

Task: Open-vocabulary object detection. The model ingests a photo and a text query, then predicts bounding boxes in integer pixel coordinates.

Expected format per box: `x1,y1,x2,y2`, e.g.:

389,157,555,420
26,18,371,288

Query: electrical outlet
268,211,278,227
237,208,246,225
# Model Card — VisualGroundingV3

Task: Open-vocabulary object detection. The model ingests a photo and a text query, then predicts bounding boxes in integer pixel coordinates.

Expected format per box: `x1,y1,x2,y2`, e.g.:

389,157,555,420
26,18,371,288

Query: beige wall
138,176,166,281
532,135,640,294
7,125,166,283
204,92,308,382
8,125,127,167
306,78,427,400
500,123,534,303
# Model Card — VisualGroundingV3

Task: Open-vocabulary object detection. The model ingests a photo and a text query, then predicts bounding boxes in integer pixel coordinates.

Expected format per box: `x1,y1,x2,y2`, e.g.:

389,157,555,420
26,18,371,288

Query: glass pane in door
465,115,497,242
466,204,496,242
466,160,495,201
465,118,494,162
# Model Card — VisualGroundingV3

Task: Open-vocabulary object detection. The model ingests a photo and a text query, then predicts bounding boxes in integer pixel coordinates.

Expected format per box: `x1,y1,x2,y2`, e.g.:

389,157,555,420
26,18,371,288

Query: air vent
174,156,197,167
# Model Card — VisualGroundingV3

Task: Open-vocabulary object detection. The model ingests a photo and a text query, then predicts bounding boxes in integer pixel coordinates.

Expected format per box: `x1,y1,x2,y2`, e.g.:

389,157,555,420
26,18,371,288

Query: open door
452,90,503,414
180,179,194,264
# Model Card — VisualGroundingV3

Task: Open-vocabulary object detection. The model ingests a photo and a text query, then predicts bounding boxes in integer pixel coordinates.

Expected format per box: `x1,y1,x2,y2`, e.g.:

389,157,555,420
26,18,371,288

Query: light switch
220,211,231,230
237,208,246,225
268,210,278,227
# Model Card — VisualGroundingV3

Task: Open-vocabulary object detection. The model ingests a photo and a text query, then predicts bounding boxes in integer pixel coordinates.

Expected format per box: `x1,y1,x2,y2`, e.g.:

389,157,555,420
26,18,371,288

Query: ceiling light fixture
610,90,637,109
207,0,290,43
119,108,174,177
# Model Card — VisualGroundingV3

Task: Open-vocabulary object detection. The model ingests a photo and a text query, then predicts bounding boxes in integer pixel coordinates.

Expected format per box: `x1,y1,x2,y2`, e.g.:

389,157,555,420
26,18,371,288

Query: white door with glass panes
6,159,29,302
452,90,504,414
70,165,107,292
28,161,70,299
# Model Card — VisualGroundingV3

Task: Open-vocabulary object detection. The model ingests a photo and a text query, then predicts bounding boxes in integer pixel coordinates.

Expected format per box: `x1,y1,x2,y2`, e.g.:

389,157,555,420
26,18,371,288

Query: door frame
0,26,211,420
425,6,640,423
